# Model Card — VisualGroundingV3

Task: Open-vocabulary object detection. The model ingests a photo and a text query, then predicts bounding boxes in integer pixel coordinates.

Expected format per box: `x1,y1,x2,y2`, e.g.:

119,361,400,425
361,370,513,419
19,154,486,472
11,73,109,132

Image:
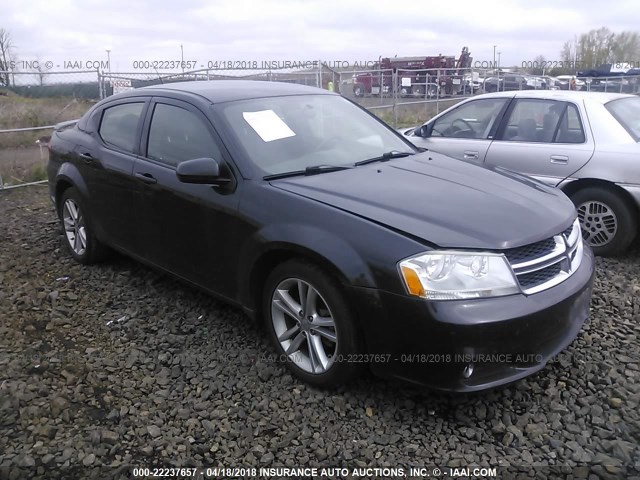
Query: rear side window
501,99,564,143
147,103,221,167
605,96,640,141
99,103,144,153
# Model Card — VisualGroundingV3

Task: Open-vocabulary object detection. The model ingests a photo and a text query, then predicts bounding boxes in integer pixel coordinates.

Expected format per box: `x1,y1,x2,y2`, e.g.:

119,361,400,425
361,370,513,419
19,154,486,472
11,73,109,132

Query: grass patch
0,95,94,148
370,98,465,129
29,164,48,182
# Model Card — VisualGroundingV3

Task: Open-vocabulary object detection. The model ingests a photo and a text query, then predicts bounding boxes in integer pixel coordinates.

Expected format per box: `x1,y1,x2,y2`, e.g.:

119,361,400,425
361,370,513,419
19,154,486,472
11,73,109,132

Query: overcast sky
4,0,639,74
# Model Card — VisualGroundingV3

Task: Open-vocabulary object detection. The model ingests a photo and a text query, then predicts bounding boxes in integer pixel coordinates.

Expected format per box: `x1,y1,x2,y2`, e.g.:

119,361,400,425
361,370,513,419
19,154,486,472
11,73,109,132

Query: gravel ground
0,185,639,480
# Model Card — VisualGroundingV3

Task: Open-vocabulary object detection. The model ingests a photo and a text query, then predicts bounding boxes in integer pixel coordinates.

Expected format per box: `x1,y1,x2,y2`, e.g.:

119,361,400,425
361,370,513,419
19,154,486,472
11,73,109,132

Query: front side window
99,103,144,153
147,103,221,167
431,98,508,139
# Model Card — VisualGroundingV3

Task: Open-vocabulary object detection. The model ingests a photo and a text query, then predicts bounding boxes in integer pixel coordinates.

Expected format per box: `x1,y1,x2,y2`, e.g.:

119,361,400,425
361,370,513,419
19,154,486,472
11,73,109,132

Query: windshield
605,96,640,141
216,94,414,176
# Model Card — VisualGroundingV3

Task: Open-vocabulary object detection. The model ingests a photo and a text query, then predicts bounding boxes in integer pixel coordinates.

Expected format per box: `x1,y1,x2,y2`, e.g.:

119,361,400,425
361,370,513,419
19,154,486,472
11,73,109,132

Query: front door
133,98,241,297
411,97,512,163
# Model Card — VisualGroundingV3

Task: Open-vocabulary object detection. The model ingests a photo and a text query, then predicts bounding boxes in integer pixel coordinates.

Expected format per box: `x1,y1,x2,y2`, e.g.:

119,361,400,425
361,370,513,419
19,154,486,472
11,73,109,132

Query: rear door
484,98,595,186
132,97,241,297
410,97,511,163
80,98,149,252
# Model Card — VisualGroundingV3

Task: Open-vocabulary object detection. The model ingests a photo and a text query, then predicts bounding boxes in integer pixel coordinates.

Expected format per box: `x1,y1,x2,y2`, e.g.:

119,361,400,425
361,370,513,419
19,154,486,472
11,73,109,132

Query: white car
401,90,640,255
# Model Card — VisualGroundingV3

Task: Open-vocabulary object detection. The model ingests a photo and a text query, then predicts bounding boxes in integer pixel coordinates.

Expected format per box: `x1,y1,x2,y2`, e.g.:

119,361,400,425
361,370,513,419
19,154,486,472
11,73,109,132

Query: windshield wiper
354,150,416,166
263,164,353,181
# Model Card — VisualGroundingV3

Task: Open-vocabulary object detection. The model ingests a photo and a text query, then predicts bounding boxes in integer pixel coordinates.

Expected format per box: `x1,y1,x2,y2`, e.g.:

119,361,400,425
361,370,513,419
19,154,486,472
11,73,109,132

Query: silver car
402,91,640,255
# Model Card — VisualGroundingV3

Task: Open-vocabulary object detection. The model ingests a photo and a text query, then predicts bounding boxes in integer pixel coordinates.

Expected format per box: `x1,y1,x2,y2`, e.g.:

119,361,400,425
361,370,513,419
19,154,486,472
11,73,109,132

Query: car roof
469,90,632,104
137,80,332,103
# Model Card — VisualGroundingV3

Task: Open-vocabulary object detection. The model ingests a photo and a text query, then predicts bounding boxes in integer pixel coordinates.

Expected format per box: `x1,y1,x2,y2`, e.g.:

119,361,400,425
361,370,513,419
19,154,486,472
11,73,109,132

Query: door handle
463,151,479,160
79,152,94,162
550,155,569,165
135,172,157,184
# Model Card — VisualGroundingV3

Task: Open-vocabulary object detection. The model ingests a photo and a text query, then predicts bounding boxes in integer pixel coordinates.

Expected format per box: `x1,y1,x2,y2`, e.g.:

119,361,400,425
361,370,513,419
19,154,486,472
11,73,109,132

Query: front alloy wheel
271,278,337,374
264,260,362,387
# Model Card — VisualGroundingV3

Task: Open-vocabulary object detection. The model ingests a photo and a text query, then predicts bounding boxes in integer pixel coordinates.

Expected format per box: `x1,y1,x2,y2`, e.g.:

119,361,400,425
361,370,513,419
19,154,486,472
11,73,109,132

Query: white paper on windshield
242,110,296,142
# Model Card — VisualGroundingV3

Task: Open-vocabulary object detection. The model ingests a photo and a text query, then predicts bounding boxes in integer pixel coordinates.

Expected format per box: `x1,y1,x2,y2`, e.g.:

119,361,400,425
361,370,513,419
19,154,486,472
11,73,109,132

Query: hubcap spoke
67,201,79,221
78,227,87,250
297,281,308,313
73,232,82,253
310,326,337,343
312,315,334,328
273,289,302,320
304,287,317,316
285,332,305,355
63,217,75,231
308,334,330,371
278,324,300,342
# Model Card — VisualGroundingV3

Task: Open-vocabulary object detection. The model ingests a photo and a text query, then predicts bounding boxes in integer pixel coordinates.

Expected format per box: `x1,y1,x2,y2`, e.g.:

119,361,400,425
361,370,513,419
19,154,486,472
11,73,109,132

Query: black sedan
47,81,594,392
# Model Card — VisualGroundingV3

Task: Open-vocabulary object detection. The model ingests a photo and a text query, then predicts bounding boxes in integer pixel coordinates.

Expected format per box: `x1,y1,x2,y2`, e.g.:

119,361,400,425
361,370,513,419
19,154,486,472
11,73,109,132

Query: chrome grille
502,220,584,295
503,238,556,264
517,262,562,289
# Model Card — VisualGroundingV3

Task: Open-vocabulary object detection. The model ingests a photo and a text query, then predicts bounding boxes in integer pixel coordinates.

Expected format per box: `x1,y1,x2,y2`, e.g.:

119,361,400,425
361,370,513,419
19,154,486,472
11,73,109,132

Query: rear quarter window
99,103,145,153
605,97,640,141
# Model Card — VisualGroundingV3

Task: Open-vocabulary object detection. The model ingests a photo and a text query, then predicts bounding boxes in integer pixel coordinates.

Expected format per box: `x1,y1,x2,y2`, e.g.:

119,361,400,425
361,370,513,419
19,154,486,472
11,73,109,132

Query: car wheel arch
561,178,639,217
54,164,90,209
247,246,351,316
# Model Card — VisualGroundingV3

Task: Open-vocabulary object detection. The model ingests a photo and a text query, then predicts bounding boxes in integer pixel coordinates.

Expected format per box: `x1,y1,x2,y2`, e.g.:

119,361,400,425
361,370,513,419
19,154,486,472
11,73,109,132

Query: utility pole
181,44,184,75
105,49,111,73
493,45,497,72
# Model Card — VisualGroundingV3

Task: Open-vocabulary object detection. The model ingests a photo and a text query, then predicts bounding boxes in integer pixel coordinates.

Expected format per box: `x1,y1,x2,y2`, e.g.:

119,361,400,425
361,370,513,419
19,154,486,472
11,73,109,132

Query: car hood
271,152,575,249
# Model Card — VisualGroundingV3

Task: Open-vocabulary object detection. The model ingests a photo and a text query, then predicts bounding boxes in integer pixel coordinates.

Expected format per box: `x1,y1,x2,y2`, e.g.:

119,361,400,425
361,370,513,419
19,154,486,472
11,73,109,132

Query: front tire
571,187,637,256
263,260,362,388
59,187,108,264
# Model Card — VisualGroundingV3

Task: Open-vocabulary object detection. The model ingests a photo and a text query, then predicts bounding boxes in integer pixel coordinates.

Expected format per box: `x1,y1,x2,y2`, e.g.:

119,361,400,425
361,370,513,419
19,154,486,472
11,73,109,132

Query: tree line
528,27,640,76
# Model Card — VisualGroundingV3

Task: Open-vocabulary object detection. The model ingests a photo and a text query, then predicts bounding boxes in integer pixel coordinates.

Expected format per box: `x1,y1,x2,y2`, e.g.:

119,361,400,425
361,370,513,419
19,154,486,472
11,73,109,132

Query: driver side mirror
176,157,233,187
415,124,432,138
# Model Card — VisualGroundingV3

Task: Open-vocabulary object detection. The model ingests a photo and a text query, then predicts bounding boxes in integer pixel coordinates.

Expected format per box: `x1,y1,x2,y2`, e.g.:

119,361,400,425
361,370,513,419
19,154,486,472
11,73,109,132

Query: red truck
353,47,472,97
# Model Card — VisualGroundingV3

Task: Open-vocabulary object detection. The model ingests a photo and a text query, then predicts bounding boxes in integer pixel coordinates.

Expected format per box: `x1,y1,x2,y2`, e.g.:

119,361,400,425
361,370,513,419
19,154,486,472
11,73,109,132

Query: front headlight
398,251,520,300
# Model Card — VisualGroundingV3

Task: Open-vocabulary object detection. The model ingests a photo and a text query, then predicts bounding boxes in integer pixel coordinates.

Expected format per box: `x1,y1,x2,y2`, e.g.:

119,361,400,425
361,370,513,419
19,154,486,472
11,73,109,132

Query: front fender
236,222,377,308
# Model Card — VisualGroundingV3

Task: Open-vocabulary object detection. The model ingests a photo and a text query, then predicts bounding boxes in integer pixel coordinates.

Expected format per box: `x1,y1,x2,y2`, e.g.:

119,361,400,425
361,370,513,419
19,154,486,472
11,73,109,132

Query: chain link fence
0,70,101,188
1,65,640,189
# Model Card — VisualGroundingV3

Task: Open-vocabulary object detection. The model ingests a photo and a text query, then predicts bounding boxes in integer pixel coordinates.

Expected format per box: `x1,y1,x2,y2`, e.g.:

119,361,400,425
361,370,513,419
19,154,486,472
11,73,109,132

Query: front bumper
350,246,595,392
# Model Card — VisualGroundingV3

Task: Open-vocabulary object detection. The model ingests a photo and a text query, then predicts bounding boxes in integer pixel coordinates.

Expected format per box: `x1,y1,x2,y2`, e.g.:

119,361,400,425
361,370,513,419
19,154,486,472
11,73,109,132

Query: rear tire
59,187,109,264
263,259,362,388
570,187,637,256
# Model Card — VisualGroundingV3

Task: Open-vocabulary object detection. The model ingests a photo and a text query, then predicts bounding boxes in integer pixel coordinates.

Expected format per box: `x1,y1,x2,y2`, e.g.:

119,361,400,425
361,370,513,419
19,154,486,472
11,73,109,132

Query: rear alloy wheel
571,187,637,256
59,187,108,264
264,260,361,387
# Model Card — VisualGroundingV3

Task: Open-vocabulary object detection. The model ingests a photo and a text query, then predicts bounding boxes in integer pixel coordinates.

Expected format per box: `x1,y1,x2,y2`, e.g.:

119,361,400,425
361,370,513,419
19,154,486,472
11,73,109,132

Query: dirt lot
0,186,639,479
